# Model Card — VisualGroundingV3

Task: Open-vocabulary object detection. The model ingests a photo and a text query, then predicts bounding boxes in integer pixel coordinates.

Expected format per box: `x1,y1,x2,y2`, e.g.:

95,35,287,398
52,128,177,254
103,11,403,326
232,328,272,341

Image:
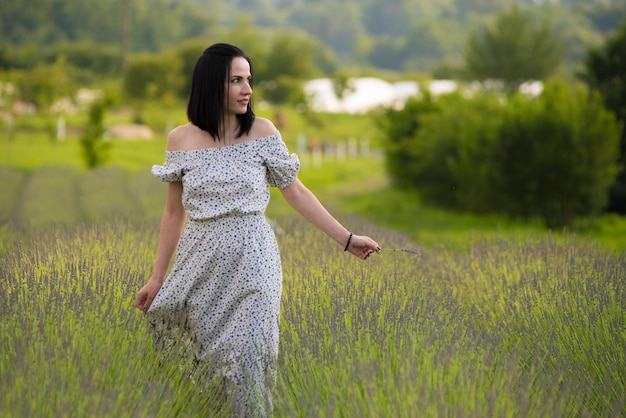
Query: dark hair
187,43,255,141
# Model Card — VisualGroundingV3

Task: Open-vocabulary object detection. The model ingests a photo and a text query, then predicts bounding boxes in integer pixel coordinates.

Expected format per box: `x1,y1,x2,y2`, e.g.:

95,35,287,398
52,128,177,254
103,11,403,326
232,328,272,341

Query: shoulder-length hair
187,43,255,141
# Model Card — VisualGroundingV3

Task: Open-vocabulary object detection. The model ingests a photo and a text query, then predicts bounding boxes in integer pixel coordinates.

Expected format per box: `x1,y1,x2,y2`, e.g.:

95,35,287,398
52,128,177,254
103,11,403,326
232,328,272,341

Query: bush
80,98,111,169
379,81,622,228
495,80,621,228
414,92,505,212
582,20,626,213
123,53,182,102
379,94,440,190
43,42,122,80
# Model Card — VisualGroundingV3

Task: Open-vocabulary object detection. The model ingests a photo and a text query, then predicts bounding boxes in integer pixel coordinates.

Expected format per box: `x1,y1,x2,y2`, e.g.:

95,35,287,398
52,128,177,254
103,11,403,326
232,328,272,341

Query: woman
135,43,381,416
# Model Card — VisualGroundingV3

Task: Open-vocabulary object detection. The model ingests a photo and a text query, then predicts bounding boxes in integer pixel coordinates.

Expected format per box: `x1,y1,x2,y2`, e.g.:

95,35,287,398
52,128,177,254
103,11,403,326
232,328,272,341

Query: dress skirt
146,212,282,416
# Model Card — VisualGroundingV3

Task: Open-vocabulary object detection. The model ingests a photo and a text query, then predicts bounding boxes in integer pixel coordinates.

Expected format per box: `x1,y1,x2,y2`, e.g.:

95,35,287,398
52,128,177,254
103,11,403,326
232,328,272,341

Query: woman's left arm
280,179,381,260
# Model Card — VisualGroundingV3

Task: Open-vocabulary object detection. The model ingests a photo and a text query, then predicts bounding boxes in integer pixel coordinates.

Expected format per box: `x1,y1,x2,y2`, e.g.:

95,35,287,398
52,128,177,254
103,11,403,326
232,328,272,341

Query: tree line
1,0,624,75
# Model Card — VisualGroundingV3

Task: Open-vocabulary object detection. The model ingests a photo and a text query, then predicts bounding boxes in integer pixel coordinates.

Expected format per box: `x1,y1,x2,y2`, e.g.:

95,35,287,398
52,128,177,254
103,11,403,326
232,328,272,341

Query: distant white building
304,77,543,114
304,77,421,114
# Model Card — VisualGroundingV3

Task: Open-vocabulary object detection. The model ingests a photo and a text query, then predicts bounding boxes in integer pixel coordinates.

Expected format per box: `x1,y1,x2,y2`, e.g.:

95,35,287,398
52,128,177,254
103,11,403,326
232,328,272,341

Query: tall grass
1,218,624,417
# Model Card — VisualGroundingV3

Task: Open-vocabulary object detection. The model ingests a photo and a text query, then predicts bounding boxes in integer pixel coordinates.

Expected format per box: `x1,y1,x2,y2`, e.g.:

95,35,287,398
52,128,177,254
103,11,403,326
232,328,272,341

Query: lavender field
1,131,625,416
1,215,624,417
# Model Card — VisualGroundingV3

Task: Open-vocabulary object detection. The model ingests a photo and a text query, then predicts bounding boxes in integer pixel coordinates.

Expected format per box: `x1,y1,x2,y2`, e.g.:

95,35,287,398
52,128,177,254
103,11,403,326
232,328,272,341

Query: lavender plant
1,218,623,417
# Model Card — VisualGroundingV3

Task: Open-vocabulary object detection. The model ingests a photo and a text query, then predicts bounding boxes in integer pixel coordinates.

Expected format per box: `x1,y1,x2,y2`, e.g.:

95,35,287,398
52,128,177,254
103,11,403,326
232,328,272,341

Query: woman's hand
135,279,163,311
345,234,381,260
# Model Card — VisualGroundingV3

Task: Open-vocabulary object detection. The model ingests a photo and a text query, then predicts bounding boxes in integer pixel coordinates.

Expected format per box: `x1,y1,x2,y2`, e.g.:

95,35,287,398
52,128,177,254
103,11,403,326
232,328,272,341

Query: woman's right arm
135,181,186,310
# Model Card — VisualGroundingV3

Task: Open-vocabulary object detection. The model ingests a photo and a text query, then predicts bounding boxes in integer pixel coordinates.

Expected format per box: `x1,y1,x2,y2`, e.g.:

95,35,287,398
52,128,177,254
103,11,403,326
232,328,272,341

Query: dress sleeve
262,133,300,189
151,151,185,182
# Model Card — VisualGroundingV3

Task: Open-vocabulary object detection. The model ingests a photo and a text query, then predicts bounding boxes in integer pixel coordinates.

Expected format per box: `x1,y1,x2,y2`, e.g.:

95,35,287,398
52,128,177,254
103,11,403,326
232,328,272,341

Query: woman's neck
220,116,242,142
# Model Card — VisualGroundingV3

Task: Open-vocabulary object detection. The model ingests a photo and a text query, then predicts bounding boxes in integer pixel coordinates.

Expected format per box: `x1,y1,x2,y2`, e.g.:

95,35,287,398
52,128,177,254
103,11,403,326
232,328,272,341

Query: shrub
123,53,182,102
582,20,626,213
379,81,621,228
495,80,621,228
379,94,440,190
80,98,111,169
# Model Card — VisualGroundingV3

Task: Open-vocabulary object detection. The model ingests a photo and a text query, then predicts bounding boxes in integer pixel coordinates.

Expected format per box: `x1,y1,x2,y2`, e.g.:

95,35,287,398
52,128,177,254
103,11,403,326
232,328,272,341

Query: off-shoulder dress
147,132,299,416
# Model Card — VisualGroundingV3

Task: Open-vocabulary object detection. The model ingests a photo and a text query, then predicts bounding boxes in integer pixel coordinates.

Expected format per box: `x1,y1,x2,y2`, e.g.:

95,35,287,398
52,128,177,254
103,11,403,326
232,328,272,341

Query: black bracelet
344,232,353,251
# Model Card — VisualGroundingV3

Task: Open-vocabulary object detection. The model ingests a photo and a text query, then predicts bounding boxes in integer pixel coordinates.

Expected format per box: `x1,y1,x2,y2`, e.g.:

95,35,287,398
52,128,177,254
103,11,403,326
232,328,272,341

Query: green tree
402,19,466,73
44,42,122,80
495,81,621,227
366,36,406,71
16,58,74,140
582,21,626,213
257,31,333,104
378,94,440,189
123,53,182,102
453,0,512,18
419,92,506,212
379,81,621,228
289,2,363,57
81,98,111,169
464,6,564,92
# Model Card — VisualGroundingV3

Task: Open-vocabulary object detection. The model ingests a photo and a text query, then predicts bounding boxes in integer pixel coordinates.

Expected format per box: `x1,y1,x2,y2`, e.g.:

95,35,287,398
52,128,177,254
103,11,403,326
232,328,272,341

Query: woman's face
226,56,252,116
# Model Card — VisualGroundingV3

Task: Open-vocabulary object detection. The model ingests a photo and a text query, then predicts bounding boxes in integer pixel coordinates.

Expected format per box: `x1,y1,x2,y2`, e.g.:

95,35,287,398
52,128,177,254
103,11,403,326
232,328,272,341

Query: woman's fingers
346,234,381,260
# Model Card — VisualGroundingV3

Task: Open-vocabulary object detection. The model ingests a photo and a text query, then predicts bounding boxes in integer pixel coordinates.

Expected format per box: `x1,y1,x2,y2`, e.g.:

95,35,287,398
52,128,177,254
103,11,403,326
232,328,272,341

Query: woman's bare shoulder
251,117,278,139
166,123,206,151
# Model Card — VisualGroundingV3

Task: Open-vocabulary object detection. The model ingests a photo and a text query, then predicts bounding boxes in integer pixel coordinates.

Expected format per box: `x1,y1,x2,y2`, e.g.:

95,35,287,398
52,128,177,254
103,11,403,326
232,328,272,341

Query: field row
0,165,165,230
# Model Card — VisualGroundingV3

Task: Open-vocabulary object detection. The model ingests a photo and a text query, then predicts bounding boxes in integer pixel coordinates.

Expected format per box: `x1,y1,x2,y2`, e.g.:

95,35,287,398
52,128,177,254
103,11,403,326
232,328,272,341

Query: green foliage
0,0,621,80
378,94,440,189
11,58,75,140
576,0,626,33
365,36,406,71
119,28,338,106
0,0,215,51
80,98,111,169
0,44,40,70
123,53,182,102
419,92,505,212
170,39,211,99
289,2,364,56
464,6,564,91
256,31,329,104
259,75,306,105
43,42,122,80
379,81,621,228
582,20,626,213
15,58,73,112
495,81,621,227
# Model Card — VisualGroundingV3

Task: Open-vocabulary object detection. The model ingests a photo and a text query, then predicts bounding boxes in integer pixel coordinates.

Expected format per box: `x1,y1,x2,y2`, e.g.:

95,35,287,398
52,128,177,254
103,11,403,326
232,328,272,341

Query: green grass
342,181,626,254
5,107,622,253
2,128,626,253
0,102,379,170
1,220,624,417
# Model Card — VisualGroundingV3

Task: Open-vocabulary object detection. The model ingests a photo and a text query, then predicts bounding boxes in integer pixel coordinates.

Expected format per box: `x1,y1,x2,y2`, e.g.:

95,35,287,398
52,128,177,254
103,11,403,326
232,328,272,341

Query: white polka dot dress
147,132,299,416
